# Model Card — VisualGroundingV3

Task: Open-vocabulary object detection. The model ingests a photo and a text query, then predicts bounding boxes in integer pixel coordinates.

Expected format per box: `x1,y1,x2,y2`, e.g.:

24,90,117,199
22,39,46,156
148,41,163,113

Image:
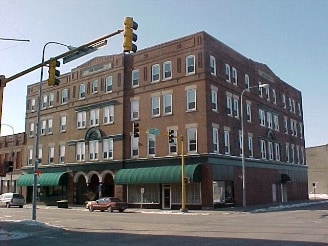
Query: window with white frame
260,140,267,159
266,87,270,101
103,138,113,160
268,142,273,160
210,55,216,75
248,135,253,157
28,148,33,165
273,114,279,131
41,120,47,135
293,120,298,136
92,80,98,93
213,128,219,153
31,98,36,111
290,119,295,136
282,94,286,108
103,105,114,124
267,112,273,129
224,129,230,154
225,64,231,82
298,103,302,116
239,131,243,156
259,109,266,126
275,143,280,161
47,119,53,134
89,140,99,160
289,98,292,112
226,94,232,116
49,92,54,107
61,89,68,104
284,116,288,134
211,89,218,111
233,97,239,118
292,100,296,113
59,145,65,163
163,94,172,115
291,144,295,163
187,128,197,153
76,142,85,161
131,99,139,120
151,64,160,82
79,84,86,99
299,122,303,139
151,96,160,117
77,111,86,128
38,147,42,164
245,74,250,90
296,145,300,164
42,95,48,109
169,130,177,154
29,122,34,137
49,146,55,164
147,134,156,156
186,89,196,111
272,89,277,104
186,55,195,75
105,76,112,93
232,67,238,85
163,61,172,80
60,116,66,132
246,102,252,122
258,82,264,97
131,136,139,158
301,147,305,165
285,143,290,162
132,69,139,87
90,109,99,126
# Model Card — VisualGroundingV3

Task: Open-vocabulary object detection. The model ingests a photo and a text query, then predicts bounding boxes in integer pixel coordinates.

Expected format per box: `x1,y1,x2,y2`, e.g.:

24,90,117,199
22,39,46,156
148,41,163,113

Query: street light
1,123,14,192
240,83,269,208
32,42,73,221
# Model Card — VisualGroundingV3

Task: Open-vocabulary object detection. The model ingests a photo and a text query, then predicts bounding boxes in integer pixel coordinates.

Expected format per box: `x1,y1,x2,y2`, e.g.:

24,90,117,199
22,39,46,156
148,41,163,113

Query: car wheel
19,205,23,208
6,203,10,208
119,209,124,212
108,207,113,212
89,207,93,212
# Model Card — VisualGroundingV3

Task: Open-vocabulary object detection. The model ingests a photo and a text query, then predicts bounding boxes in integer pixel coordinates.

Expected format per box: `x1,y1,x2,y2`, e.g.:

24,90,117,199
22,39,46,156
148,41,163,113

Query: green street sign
148,128,160,136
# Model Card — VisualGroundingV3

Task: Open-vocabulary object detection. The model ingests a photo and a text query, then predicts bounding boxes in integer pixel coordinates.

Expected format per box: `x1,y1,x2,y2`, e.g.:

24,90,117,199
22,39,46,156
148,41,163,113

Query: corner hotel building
19,31,308,209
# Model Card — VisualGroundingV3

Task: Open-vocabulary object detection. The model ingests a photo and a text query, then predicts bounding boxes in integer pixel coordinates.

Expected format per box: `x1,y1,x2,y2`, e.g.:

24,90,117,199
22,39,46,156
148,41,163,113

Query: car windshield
13,194,24,199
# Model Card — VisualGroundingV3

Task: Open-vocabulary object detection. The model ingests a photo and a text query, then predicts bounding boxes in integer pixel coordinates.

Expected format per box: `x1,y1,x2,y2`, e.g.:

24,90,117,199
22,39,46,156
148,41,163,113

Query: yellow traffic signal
48,59,60,86
123,17,138,53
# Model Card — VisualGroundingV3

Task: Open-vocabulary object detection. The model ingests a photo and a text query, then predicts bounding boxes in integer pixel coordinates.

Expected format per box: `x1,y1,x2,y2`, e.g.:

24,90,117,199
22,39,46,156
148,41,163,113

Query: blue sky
0,0,327,147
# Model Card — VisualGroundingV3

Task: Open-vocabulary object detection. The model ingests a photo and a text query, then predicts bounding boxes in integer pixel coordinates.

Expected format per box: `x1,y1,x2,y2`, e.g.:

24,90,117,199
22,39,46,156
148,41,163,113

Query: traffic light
4,160,13,173
48,59,60,86
168,129,175,143
133,122,140,137
123,17,138,53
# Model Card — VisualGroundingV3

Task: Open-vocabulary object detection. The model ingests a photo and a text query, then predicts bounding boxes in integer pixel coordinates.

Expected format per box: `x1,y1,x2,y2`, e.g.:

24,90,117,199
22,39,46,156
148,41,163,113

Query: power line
0,37,30,42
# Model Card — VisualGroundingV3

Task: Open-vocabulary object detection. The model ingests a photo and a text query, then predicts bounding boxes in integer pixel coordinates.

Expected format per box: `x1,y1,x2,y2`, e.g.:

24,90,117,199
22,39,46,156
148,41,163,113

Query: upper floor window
131,99,139,120
212,128,219,153
268,141,274,160
163,61,172,80
282,94,286,108
275,143,281,161
186,89,196,111
49,93,54,107
131,136,139,158
103,138,113,160
105,76,112,93
225,64,231,82
151,96,160,117
79,84,86,99
266,86,270,101
49,146,55,164
163,94,172,115
76,142,85,161
259,109,266,126
245,74,250,90
258,82,264,98
29,122,35,137
260,140,267,159
224,129,230,155
284,116,288,134
77,111,86,129
248,135,253,157
210,55,216,76
272,89,277,104
298,103,302,116
211,89,218,111
41,120,47,135
103,105,114,124
90,109,99,126
168,129,178,154
61,89,68,104
285,143,290,163
31,98,36,112
246,102,252,122
151,64,160,82
186,55,195,75
232,67,237,85
89,140,99,160
226,94,232,116
266,112,273,129
92,80,98,93
233,97,239,118
187,128,197,153
132,69,139,87
147,134,156,156
59,145,65,163
42,95,48,109
60,116,66,132
273,114,279,131
47,119,53,134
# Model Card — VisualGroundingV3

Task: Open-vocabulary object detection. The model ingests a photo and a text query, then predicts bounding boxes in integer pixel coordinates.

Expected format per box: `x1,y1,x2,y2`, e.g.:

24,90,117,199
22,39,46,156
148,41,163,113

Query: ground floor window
171,183,201,205
127,184,160,204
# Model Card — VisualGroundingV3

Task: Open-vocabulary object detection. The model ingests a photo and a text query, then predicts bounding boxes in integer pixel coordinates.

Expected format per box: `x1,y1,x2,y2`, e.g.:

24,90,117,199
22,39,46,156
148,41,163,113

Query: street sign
148,128,160,136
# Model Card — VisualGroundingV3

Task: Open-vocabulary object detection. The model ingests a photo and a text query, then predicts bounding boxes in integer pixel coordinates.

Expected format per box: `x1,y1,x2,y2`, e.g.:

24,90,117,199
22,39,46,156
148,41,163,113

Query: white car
0,192,25,208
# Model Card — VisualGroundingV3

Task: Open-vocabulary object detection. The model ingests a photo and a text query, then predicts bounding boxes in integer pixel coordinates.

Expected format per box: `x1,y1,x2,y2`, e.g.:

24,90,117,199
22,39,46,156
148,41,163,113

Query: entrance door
162,184,171,209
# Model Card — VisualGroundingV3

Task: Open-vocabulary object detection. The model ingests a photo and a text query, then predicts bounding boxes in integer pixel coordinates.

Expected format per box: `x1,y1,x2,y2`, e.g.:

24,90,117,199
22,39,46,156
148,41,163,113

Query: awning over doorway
281,174,291,183
114,164,201,185
17,172,68,186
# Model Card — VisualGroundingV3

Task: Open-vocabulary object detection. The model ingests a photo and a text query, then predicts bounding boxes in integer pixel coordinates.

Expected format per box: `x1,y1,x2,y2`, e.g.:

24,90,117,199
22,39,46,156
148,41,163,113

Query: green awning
114,164,201,185
17,172,67,186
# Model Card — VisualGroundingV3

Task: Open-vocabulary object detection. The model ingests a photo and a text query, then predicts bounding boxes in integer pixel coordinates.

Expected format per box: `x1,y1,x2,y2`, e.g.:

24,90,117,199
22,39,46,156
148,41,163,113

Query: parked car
0,192,25,208
88,197,127,212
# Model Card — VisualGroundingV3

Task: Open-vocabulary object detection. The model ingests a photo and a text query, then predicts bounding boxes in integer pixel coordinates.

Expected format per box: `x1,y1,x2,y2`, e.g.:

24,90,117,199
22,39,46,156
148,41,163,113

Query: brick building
18,31,308,208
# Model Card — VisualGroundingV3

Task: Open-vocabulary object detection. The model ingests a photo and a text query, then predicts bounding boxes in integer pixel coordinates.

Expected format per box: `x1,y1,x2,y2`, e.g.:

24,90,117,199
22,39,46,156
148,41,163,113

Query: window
60,116,67,132
275,143,280,161
131,99,139,120
89,140,99,160
225,64,231,82
186,89,196,111
79,84,86,99
131,136,139,158
42,95,48,109
41,120,47,135
38,147,42,164
210,56,216,75
90,109,99,126
186,55,195,75
282,94,286,108
301,147,305,165
232,67,237,85
272,89,277,104
77,111,86,128
151,96,160,117
47,119,53,134
286,143,290,162
92,80,98,93
187,128,197,153
103,105,114,124
132,69,139,87
233,98,239,118
245,74,250,90
61,89,68,104
59,145,65,163
76,142,85,161
248,135,253,157
267,112,273,129
259,109,266,126
289,98,292,112
49,93,54,107
226,95,232,116
273,115,279,131
105,76,112,93
49,146,54,164
31,98,36,111
266,87,270,101
292,100,296,113
291,144,295,163
103,139,113,160
299,122,303,139
224,129,230,154
298,103,302,116
29,122,35,137
239,131,243,156
151,64,160,82
268,142,273,160
163,94,172,115
211,89,218,111
28,148,33,165
260,140,266,159
147,134,156,156
169,130,177,154
213,128,219,153
163,61,172,80
284,116,288,134
246,102,252,122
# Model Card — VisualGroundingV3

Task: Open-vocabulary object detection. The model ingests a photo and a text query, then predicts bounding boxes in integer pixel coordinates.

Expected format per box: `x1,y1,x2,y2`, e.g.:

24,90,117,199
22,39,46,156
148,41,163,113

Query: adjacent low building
18,31,308,209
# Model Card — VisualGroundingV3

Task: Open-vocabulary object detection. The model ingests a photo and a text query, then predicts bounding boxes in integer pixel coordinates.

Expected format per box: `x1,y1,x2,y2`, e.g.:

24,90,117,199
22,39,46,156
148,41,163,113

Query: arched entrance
76,175,87,205
88,174,100,200
102,173,115,197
